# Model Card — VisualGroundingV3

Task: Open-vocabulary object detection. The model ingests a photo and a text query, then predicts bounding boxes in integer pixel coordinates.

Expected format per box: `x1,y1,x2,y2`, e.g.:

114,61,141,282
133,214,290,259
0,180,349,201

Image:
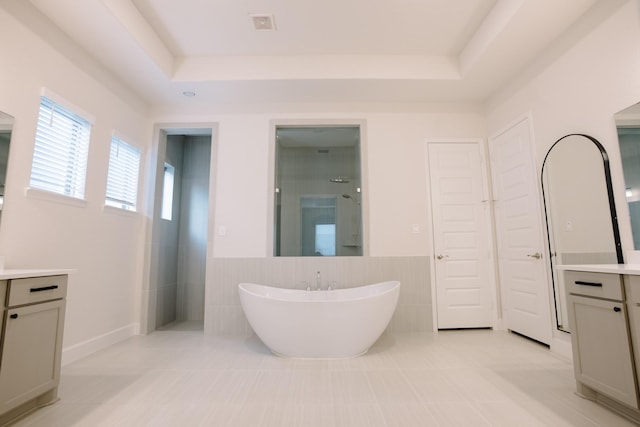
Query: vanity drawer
7,275,67,307
565,271,623,301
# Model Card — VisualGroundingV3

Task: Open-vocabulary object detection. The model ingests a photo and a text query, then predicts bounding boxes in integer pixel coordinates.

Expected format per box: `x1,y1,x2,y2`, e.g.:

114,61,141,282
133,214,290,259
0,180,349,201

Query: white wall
4,0,486,344
486,0,640,254
151,110,487,258
148,110,486,335
0,7,151,360
7,0,635,352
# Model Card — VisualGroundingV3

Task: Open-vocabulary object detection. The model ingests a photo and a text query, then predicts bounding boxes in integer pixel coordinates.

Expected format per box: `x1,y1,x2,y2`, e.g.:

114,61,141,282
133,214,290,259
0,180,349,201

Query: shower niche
274,125,362,257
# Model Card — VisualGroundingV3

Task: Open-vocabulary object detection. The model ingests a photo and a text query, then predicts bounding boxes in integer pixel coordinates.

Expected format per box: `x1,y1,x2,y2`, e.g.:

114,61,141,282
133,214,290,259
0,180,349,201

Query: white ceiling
11,0,624,108
131,0,496,57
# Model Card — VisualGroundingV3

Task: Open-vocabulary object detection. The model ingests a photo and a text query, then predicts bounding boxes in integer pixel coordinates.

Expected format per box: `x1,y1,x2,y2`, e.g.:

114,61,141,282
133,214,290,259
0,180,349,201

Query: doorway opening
143,125,216,333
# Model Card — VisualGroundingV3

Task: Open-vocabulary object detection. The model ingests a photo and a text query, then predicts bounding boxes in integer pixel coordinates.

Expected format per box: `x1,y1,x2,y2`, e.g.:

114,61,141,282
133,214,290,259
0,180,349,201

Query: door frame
424,138,499,332
140,122,218,334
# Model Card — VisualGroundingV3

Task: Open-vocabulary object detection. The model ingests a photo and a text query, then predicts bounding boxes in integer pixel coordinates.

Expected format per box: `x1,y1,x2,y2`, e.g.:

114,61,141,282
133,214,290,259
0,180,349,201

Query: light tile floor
11,324,639,426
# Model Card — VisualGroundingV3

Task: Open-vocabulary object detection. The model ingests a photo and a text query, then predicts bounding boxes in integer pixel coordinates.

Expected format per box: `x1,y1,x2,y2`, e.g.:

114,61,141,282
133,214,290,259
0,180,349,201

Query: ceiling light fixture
250,13,276,31
182,91,196,97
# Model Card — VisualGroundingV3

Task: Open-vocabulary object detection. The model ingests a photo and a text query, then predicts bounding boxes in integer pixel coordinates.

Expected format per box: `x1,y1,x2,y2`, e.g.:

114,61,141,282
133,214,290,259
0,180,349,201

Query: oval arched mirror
542,134,623,332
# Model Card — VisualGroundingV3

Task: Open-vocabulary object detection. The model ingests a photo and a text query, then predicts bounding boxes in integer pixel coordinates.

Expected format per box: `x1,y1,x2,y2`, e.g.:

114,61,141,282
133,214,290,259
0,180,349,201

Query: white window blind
105,136,141,211
30,96,91,199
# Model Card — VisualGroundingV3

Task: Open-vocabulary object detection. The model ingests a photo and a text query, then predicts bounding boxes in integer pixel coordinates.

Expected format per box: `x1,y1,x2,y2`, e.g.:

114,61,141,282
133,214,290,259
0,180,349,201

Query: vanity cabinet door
568,294,638,408
0,299,65,414
626,276,640,379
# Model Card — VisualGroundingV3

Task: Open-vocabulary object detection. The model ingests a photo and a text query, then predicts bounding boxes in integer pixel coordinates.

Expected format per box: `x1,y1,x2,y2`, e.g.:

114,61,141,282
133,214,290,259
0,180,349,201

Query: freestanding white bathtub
238,281,400,358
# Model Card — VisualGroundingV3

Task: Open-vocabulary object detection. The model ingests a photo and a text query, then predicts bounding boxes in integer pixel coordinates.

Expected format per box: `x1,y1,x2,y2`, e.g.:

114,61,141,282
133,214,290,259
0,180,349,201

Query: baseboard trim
61,323,139,366
492,318,505,331
550,334,573,361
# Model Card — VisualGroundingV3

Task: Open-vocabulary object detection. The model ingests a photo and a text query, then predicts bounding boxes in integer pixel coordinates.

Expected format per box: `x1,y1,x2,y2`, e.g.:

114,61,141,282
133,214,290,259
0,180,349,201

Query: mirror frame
541,133,623,331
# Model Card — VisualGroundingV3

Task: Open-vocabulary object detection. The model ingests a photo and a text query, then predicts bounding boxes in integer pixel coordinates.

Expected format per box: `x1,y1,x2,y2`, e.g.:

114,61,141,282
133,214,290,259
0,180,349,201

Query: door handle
436,254,449,260
527,253,542,260
575,281,603,287
30,285,59,293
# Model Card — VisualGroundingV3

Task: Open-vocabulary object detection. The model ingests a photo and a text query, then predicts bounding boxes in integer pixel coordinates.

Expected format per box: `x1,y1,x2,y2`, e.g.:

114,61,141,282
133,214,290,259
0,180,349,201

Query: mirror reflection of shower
274,124,362,256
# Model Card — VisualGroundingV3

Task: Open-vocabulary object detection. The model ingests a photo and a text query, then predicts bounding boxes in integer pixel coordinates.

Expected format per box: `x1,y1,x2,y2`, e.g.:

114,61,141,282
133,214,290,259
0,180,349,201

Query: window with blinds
105,136,141,211
30,96,92,199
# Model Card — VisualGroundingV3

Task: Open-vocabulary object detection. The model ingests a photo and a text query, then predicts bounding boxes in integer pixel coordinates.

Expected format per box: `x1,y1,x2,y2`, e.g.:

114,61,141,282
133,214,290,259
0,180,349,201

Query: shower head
342,194,360,204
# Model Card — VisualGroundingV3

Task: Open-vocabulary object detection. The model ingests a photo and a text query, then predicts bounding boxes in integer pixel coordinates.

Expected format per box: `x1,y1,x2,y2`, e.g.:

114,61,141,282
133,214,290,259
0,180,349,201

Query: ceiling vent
250,14,276,31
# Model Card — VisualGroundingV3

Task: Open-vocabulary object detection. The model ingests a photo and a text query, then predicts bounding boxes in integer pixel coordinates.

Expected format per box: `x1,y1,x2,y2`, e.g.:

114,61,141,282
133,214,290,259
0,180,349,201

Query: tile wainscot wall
205,256,431,335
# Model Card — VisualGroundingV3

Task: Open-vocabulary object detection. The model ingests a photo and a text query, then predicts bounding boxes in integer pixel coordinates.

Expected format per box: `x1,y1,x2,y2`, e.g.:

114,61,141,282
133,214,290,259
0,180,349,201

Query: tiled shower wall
204,256,431,335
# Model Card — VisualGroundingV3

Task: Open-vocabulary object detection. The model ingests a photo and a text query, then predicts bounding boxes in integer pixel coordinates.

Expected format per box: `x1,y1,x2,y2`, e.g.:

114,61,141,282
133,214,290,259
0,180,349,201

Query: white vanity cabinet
626,275,640,393
0,272,69,426
565,270,637,408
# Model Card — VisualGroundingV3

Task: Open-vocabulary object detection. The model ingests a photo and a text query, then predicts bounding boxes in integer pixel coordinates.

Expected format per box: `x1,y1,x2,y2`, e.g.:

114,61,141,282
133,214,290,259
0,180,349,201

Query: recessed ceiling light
182,91,196,97
250,13,276,31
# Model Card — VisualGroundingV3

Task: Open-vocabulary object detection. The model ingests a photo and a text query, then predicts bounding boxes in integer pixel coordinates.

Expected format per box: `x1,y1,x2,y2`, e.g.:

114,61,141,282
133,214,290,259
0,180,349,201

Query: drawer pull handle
9,313,17,319
574,281,603,287
614,307,622,313
30,285,58,293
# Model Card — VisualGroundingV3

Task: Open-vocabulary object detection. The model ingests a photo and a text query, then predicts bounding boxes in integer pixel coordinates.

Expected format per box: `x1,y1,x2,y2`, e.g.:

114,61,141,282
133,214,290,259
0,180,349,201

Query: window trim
25,186,88,208
104,134,142,212
40,89,95,125
103,204,139,217
29,90,94,202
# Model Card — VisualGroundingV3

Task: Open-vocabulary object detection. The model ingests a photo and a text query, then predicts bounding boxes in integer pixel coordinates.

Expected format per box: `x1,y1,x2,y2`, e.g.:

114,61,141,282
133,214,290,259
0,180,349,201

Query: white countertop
556,264,640,275
0,269,73,280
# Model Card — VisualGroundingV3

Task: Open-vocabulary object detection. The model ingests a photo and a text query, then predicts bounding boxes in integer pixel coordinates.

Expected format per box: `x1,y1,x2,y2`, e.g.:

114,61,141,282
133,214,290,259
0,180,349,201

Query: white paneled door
489,118,552,345
428,142,493,329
